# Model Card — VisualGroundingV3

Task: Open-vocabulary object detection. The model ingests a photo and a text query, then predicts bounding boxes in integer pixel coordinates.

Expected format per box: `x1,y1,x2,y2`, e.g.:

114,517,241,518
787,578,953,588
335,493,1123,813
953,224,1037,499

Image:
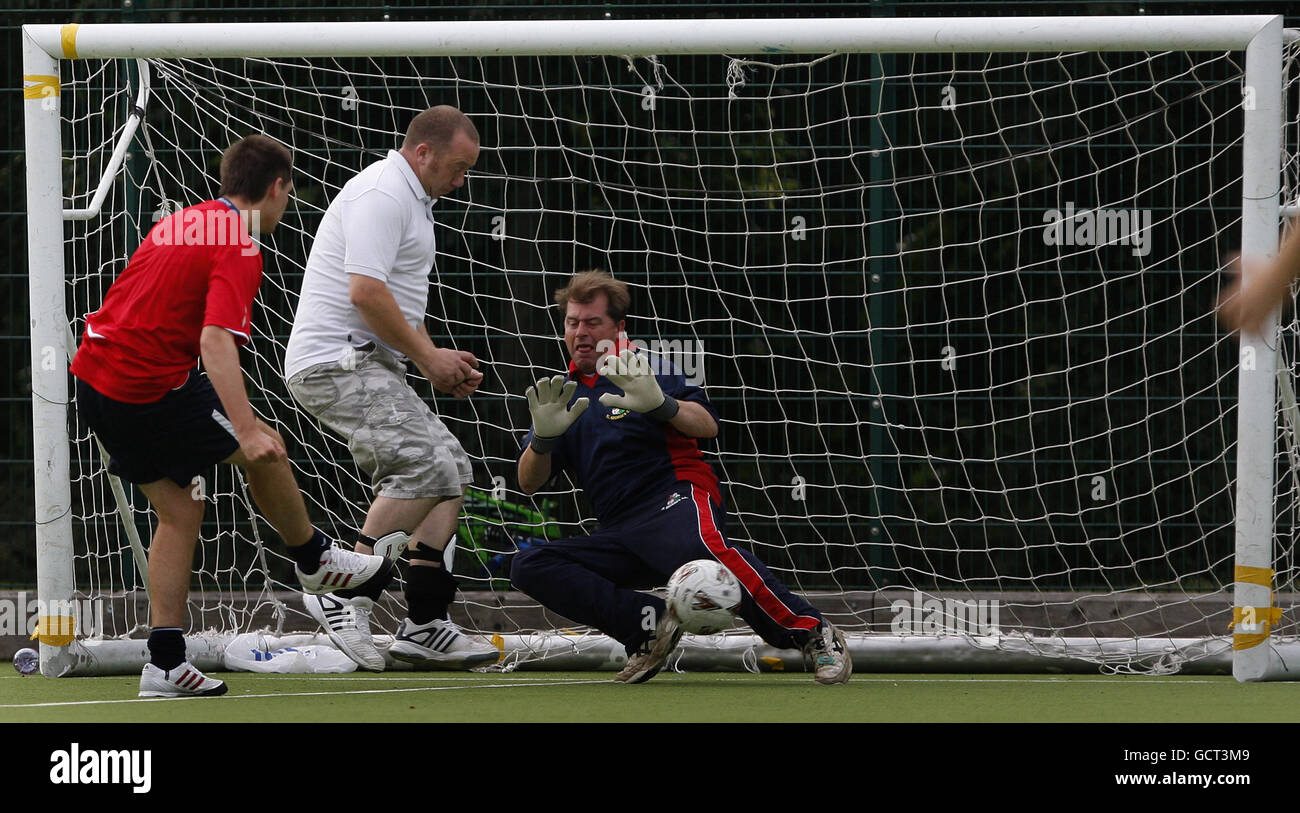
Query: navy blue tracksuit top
519,356,722,524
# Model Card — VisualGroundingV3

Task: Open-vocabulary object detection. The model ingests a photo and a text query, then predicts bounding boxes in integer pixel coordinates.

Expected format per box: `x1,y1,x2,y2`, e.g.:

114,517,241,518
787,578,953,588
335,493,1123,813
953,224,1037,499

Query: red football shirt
70,199,263,403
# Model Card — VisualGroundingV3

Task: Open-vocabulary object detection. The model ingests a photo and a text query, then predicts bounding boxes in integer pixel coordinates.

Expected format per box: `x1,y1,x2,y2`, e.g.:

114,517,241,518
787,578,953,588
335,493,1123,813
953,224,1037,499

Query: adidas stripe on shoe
389,618,499,670
297,543,392,598
302,592,385,671
138,662,228,698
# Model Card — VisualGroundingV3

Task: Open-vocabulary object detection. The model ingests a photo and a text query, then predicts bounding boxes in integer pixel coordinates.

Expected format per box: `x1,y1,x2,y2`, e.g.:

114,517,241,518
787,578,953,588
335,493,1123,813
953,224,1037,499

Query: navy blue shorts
75,370,241,487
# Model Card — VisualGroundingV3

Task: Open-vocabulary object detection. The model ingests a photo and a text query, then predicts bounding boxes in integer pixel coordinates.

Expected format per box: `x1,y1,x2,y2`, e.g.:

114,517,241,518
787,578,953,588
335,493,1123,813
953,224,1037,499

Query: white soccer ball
666,559,743,635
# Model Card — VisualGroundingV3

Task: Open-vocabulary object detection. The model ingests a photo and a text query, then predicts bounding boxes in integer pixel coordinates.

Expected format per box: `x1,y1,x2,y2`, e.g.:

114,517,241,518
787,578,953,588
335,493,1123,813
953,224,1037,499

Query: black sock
405,564,459,624
148,627,185,671
290,528,331,574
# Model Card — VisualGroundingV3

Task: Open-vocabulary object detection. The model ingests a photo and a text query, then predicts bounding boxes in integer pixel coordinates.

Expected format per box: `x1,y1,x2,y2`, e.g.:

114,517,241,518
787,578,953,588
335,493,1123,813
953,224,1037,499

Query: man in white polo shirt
285,106,497,671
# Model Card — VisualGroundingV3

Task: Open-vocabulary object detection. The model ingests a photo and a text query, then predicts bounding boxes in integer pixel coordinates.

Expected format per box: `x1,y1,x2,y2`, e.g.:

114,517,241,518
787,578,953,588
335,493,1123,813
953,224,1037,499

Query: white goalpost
22,16,1300,680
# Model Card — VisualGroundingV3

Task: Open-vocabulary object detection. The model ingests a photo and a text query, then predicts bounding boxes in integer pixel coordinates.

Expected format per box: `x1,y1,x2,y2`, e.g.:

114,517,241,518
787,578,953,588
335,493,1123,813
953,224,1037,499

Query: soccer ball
12,647,38,676
666,559,743,634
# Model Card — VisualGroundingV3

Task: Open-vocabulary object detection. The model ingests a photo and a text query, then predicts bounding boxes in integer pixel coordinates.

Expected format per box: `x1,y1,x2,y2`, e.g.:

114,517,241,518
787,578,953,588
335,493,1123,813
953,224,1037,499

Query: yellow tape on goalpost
22,75,59,99
29,615,77,647
61,23,80,59
1230,566,1282,650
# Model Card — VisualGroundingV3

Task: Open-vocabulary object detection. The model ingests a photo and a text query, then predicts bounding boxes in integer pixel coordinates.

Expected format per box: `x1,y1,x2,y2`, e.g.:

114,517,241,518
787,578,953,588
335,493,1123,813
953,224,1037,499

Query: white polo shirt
284,150,436,379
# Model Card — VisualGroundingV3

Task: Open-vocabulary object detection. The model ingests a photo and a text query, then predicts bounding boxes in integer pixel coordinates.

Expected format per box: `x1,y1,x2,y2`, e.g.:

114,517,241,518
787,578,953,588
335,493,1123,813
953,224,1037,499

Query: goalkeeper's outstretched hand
1218,253,1295,338
525,375,589,452
598,349,679,420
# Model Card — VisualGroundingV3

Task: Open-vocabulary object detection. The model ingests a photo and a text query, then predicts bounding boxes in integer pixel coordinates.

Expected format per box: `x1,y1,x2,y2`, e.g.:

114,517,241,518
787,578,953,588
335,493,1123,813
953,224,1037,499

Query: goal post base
33,631,1239,677
1231,641,1300,682
47,632,235,677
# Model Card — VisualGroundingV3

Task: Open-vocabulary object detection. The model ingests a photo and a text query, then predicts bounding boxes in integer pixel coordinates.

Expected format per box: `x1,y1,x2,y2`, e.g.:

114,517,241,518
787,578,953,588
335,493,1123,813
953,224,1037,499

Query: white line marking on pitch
308,674,532,681
693,676,1226,684
845,677,1223,683
0,678,608,709
0,674,1247,708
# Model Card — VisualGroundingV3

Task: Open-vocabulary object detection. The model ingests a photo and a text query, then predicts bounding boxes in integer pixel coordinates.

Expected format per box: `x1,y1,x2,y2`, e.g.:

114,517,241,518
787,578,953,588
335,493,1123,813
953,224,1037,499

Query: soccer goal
22,16,1300,680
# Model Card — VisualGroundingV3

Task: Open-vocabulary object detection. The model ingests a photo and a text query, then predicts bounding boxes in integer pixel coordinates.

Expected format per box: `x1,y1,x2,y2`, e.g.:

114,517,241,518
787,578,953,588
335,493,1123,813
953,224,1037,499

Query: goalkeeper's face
565,295,625,375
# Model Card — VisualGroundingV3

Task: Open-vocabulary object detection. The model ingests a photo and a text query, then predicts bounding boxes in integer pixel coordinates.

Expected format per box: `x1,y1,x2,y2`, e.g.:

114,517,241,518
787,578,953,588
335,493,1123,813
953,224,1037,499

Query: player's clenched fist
419,347,483,397
239,427,287,464
598,348,679,420
525,375,589,453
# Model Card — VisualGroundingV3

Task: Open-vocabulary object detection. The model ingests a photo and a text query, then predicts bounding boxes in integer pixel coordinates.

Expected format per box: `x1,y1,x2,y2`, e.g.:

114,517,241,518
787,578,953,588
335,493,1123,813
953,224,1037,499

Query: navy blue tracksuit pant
511,481,822,654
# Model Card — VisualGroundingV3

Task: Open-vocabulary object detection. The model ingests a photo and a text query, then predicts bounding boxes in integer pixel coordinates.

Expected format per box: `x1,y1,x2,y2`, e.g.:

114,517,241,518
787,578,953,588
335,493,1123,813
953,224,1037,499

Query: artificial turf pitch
3,670,1299,723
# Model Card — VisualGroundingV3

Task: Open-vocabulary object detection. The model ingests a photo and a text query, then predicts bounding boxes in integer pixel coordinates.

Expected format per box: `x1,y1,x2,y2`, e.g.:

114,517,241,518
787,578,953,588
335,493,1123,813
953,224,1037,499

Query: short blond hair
553,270,631,321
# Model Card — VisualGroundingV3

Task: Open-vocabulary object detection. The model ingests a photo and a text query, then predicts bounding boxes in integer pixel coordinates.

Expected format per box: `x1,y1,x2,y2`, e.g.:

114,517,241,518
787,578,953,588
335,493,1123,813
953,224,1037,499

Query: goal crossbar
24,16,1290,60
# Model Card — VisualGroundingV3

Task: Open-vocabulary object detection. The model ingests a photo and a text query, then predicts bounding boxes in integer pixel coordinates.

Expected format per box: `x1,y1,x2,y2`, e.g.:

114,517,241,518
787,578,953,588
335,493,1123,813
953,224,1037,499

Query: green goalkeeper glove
597,348,680,420
525,375,589,454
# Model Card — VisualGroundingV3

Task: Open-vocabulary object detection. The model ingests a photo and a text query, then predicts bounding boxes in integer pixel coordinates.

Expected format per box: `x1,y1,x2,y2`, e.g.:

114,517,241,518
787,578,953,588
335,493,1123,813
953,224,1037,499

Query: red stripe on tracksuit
663,428,722,506
688,485,820,632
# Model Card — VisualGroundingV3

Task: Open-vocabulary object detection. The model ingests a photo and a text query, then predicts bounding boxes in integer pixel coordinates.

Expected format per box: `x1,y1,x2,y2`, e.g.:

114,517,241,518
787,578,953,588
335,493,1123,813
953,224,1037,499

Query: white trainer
302,593,385,671
138,662,228,698
803,621,852,685
614,610,682,684
296,543,392,596
390,618,500,669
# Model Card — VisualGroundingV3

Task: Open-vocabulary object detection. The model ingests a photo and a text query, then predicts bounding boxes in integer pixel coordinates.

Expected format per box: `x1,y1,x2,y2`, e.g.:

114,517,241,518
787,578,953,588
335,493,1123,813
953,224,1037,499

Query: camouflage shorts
286,345,472,500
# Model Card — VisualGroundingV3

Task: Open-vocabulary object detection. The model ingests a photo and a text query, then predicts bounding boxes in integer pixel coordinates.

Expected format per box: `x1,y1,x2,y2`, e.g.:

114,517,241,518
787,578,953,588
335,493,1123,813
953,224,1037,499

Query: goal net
26,17,1300,678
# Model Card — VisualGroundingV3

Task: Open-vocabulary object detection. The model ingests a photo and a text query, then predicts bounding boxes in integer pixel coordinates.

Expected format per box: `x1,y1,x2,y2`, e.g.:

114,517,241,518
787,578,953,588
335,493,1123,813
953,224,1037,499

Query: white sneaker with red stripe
296,543,391,596
138,662,228,698
302,592,385,671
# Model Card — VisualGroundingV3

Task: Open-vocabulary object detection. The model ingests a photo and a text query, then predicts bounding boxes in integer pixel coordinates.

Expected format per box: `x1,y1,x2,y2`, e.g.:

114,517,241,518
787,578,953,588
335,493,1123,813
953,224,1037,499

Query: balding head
398,106,481,199
402,105,479,152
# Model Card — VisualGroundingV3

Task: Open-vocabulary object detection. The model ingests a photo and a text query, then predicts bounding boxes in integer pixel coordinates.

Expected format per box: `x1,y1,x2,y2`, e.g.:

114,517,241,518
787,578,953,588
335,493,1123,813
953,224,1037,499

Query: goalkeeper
513,270,851,685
